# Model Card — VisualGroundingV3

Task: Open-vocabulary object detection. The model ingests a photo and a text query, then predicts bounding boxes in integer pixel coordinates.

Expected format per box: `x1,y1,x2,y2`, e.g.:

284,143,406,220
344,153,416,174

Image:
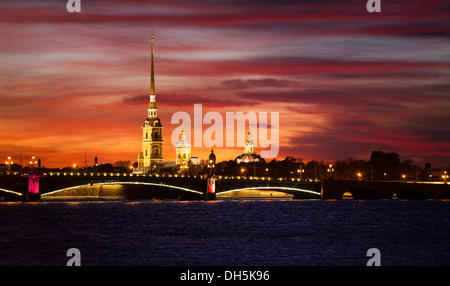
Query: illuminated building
175,128,191,168
137,32,163,172
208,149,216,169
235,131,265,164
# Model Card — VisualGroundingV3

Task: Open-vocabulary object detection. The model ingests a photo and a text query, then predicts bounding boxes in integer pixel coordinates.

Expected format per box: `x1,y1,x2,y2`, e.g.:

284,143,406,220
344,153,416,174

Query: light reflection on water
0,198,449,266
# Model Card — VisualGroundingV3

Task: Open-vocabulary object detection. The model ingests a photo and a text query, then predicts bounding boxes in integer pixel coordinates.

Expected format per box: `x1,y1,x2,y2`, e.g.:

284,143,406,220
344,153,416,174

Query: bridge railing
40,171,322,182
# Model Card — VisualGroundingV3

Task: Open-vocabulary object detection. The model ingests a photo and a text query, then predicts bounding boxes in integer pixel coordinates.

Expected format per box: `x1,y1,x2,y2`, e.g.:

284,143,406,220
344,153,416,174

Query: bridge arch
0,188,22,201
438,191,450,199
395,189,429,199
217,186,321,199
347,188,383,199
42,182,203,200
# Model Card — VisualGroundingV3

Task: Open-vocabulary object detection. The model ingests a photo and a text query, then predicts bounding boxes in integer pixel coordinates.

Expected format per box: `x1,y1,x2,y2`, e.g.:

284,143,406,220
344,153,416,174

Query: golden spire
150,30,155,96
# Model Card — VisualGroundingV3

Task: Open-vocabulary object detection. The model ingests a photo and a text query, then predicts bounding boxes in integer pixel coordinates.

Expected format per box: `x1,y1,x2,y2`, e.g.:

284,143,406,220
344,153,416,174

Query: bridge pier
205,191,216,201
24,173,41,202
205,175,216,201
25,192,41,202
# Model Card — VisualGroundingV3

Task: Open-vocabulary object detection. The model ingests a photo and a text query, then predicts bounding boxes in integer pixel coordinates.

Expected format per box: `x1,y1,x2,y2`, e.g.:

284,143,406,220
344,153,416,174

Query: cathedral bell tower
137,31,163,172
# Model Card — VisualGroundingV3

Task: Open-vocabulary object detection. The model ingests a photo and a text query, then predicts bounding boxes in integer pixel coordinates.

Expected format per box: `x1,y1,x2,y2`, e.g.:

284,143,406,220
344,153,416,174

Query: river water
0,198,449,266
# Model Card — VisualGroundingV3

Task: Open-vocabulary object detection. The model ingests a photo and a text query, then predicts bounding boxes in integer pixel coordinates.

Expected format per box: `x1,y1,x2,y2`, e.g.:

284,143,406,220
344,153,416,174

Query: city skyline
1,0,450,168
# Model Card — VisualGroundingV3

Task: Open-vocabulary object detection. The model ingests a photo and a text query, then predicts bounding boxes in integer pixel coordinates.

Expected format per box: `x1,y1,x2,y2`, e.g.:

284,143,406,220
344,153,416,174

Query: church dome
176,129,191,148
234,131,265,164
209,150,216,161
235,153,264,164
176,139,190,148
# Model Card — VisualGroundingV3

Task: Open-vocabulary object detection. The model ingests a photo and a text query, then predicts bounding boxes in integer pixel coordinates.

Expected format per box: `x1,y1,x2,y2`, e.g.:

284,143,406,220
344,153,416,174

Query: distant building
160,161,176,168
208,149,216,168
190,157,199,165
235,131,265,164
137,32,163,172
175,129,191,167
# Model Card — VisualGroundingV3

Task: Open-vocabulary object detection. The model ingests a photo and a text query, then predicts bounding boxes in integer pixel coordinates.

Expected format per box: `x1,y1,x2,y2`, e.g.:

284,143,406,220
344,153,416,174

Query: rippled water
0,199,449,266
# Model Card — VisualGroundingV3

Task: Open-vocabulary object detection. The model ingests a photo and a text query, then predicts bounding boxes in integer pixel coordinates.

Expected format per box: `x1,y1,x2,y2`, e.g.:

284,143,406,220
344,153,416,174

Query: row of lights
40,171,319,182
329,164,449,182
5,158,448,183
41,171,449,183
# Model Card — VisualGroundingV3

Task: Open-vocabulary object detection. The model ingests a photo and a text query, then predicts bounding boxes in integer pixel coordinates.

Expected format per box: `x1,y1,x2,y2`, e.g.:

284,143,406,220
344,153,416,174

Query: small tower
175,128,191,168
244,131,255,154
137,31,163,172
208,149,216,169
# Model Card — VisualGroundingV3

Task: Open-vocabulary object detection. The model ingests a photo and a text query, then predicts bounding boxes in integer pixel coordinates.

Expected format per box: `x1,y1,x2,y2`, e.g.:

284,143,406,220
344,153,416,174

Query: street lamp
29,155,38,170
402,174,406,182
442,171,448,184
297,168,304,180
327,164,334,178
5,156,13,172
357,172,362,181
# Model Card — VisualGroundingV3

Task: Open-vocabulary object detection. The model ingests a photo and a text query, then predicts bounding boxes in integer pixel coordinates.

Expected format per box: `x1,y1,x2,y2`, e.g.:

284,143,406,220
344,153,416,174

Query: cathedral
136,32,163,172
235,131,265,164
175,128,191,168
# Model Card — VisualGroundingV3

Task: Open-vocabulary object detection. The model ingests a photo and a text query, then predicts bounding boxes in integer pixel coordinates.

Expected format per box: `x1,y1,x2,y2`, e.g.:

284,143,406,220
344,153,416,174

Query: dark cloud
121,92,259,107
222,78,297,89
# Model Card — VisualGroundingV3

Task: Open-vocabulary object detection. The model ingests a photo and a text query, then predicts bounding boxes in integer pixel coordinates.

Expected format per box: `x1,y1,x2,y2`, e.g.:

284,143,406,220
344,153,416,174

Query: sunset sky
1,0,450,168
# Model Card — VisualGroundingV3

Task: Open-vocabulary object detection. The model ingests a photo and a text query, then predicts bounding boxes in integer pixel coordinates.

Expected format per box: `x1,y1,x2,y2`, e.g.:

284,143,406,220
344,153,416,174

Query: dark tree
370,150,401,180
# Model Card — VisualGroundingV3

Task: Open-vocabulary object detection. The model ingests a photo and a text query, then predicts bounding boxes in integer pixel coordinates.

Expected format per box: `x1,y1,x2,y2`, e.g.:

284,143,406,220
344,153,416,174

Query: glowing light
0,188,22,197
219,186,321,196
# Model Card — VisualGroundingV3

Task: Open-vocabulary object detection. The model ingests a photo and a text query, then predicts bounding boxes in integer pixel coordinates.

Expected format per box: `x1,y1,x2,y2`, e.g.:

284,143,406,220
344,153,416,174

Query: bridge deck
0,173,322,201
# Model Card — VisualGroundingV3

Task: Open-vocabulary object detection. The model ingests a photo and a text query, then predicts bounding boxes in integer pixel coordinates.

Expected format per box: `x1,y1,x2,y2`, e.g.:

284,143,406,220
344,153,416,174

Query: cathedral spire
150,31,155,97
148,31,157,112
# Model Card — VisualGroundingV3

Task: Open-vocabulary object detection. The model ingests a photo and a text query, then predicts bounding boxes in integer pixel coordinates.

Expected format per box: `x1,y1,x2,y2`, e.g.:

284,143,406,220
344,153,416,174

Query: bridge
1,173,449,202
0,172,321,202
322,179,450,199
